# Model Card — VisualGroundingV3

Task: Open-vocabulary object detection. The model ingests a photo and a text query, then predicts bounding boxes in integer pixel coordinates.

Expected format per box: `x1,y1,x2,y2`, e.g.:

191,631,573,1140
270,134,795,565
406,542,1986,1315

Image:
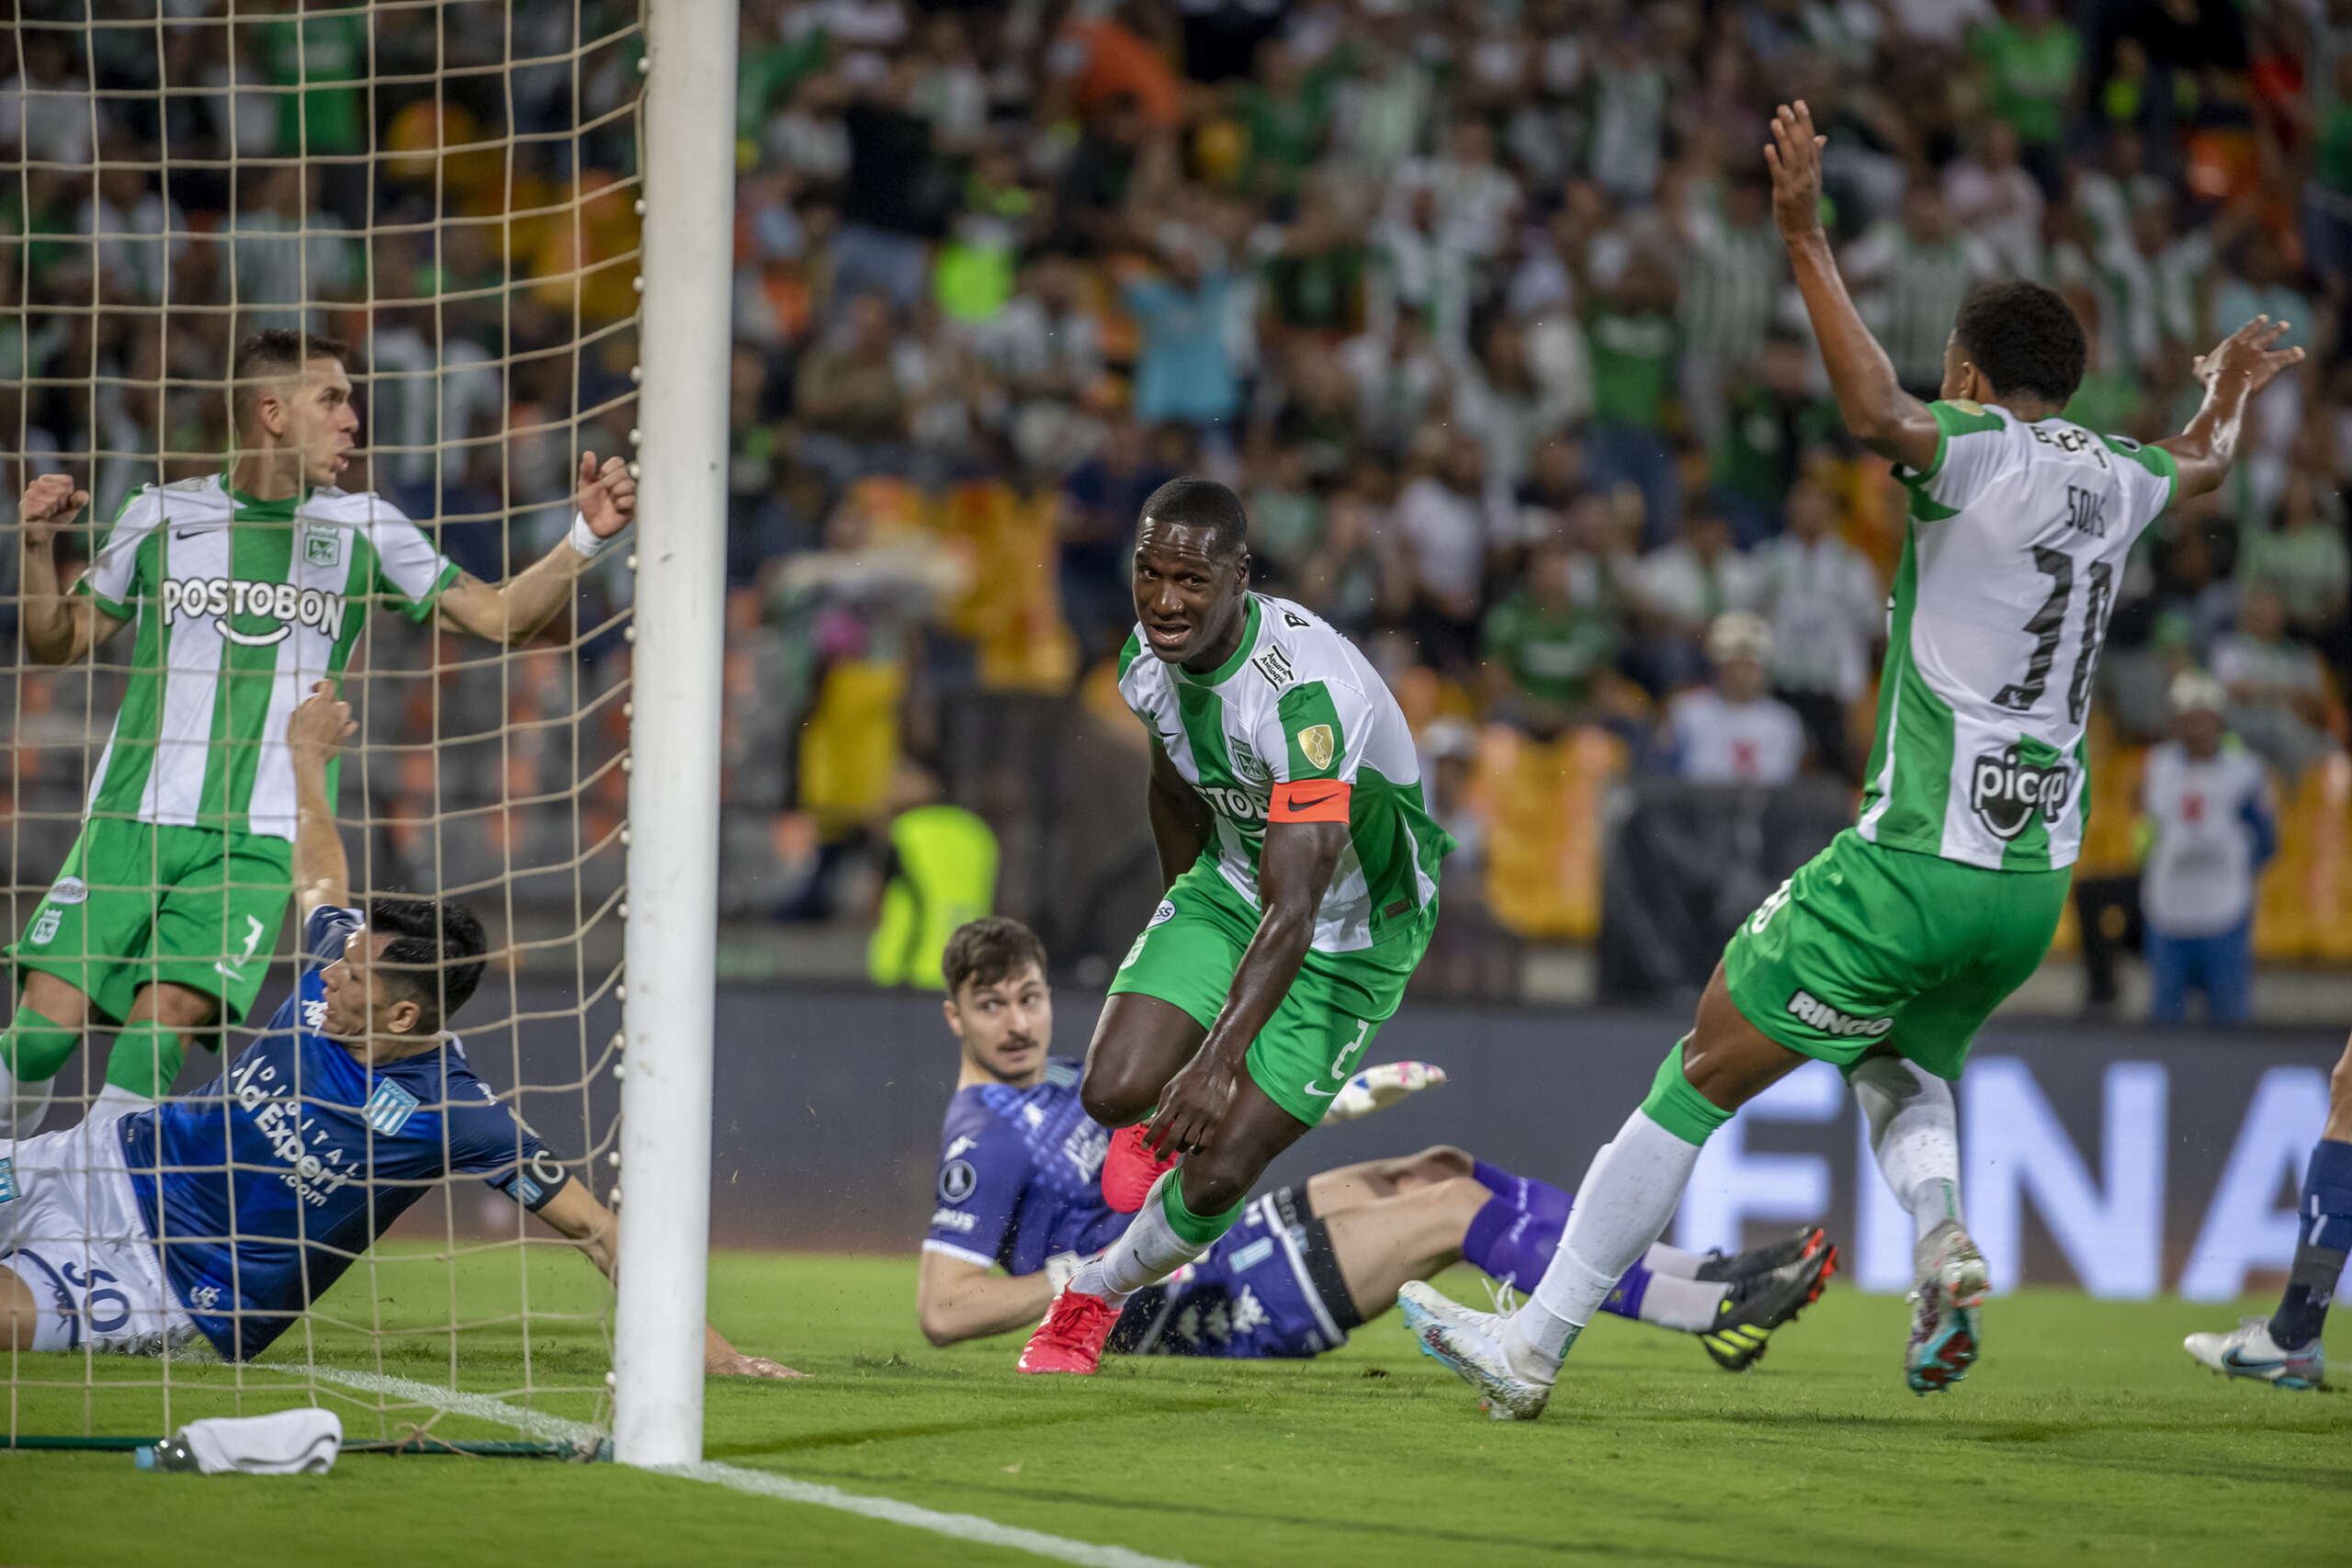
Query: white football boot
1320,1061,1447,1125
1905,1219,1989,1394
1396,1280,1559,1421
2183,1317,2325,1391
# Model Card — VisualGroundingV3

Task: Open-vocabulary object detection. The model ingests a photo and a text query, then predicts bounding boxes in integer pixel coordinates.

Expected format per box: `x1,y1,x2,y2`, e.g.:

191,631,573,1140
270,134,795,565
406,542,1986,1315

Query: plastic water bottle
133,1436,199,1472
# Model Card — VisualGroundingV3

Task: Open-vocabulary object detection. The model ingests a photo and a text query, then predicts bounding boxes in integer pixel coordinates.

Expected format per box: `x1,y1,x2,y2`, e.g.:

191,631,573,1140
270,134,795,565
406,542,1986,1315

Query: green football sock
104,1021,187,1099
1161,1171,1248,1249
1,1004,77,1082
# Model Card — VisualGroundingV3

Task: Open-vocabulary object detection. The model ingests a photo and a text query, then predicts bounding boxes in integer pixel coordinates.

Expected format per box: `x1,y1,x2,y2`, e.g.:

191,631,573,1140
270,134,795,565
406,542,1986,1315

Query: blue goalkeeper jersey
119,905,566,1359
923,1058,1127,1276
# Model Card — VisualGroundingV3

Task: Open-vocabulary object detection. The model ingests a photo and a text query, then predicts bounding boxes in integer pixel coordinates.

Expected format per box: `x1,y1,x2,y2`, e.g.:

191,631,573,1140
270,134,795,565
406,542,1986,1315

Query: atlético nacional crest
301,523,343,568
1298,724,1334,771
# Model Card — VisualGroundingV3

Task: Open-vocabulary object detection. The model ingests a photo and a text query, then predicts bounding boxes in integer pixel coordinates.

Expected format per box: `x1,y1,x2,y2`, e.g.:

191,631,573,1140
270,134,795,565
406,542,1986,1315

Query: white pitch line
311,1367,1199,1568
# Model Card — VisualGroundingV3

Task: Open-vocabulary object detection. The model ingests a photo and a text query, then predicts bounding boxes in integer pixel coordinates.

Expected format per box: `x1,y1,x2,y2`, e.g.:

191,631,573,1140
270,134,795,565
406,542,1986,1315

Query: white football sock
1514,1111,1705,1360
1069,1174,1210,1304
1634,1273,1730,1334
0,1059,51,1141
1639,1241,1709,1279
1851,1054,1962,1243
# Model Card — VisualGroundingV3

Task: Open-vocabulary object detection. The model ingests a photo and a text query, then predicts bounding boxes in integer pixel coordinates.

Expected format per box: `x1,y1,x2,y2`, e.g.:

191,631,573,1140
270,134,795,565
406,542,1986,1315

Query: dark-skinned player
1017,478,1454,1373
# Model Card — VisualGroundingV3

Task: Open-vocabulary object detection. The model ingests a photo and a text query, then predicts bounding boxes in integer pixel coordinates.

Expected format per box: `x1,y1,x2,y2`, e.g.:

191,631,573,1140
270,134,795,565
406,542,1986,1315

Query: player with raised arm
5,328,637,1134
1014,477,1465,1374
922,919,1834,1370
1396,101,2304,1418
2183,1032,2349,1389
1,684,797,1377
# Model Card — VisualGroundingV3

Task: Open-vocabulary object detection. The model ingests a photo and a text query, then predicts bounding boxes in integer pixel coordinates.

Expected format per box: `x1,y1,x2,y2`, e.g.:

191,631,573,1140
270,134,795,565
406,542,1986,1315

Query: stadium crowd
6,0,2352,995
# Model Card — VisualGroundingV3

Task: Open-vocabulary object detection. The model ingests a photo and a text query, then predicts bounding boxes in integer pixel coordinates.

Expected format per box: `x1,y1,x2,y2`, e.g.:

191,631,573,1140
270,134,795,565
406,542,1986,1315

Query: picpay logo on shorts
1784,989,1894,1038
1969,742,2075,840
0,1156,15,1204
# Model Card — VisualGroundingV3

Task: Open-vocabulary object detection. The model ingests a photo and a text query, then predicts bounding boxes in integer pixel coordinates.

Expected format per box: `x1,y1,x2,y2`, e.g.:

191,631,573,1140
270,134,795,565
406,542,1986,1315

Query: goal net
5,0,657,1453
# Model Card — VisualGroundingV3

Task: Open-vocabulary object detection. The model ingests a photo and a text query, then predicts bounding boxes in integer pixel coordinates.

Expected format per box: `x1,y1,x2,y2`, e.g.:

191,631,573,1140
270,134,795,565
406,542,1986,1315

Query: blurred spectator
1397,433,1512,672
1059,420,1170,667
1633,505,1763,692
1970,0,2081,196
836,57,950,316
1585,252,1683,548
794,292,910,485
1754,478,1882,780
1712,333,1838,546
1845,179,1992,397
1481,537,1622,737
866,762,1000,990
1676,171,1784,455
2139,671,2277,1025
1660,613,1807,785
2211,583,2338,782
1123,237,1240,433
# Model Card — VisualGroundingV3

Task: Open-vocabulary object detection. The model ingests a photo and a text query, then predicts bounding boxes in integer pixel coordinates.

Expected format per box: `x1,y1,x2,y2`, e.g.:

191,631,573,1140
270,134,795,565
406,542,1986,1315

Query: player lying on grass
2184,1029,2350,1390
6,327,636,1136
1,684,796,1377
1019,477,1466,1374
1397,101,2303,1419
919,919,1834,1370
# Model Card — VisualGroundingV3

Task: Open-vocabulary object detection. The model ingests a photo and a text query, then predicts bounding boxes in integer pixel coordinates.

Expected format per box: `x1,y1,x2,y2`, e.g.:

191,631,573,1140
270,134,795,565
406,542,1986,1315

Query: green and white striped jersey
1860,400,2177,872
1117,594,1453,952
72,473,460,840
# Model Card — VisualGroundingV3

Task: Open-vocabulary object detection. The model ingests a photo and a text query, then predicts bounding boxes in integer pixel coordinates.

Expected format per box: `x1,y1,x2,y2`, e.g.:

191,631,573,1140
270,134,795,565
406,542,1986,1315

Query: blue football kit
117,904,568,1359
925,1057,1362,1357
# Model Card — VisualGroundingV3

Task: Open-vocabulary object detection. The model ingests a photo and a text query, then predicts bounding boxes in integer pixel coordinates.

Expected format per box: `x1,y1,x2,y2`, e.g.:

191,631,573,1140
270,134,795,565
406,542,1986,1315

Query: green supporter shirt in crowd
2320,103,2352,193
266,12,368,156
1588,308,1677,430
1713,384,1841,507
1969,17,2082,149
1481,586,1617,710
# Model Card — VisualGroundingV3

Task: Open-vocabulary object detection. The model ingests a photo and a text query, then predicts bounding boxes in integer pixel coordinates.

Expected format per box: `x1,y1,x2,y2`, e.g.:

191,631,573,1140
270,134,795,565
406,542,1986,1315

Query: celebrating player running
6,328,634,1134
1398,100,2304,1418
1016,479,1455,1374
1,685,794,1377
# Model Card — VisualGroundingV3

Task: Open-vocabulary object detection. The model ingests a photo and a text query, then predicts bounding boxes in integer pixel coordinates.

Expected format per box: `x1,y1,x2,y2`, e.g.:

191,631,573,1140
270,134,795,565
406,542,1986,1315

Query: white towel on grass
179,1408,343,1474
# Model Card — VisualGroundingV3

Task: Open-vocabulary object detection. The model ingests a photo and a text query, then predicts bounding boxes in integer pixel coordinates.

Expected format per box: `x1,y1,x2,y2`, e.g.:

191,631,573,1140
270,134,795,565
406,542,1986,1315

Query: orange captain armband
1269,778,1352,823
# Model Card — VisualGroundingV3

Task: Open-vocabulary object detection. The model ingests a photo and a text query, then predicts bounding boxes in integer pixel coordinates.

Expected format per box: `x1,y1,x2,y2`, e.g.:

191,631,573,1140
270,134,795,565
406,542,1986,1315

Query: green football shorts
10,818,292,1025
1109,860,1435,1127
1723,829,2070,1082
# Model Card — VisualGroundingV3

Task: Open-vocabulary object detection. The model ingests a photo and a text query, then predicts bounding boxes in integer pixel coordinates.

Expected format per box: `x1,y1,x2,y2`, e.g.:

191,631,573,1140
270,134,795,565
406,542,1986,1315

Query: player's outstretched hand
1764,100,1828,238
1145,1054,1237,1158
18,472,89,547
576,451,637,540
2194,316,2306,398
287,680,356,762
708,1350,808,1379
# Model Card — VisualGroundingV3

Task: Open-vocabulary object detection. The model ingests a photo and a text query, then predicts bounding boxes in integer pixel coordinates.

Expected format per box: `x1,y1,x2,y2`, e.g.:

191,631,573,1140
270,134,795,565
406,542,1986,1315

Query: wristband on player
567,511,621,560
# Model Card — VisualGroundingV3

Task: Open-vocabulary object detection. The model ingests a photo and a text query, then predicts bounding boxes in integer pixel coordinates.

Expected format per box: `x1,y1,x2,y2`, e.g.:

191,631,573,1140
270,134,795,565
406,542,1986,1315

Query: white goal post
613,0,739,1469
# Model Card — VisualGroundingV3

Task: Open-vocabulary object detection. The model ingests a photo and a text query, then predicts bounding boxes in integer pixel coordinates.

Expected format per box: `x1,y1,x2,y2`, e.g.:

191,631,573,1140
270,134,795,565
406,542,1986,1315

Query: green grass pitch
6,1249,2349,1566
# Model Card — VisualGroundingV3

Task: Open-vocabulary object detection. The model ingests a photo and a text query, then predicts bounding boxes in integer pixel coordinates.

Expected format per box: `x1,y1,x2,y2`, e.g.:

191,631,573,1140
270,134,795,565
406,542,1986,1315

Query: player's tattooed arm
2159,317,2307,502
1147,738,1216,890
1147,817,1349,1156
17,473,126,664
1764,100,1939,474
